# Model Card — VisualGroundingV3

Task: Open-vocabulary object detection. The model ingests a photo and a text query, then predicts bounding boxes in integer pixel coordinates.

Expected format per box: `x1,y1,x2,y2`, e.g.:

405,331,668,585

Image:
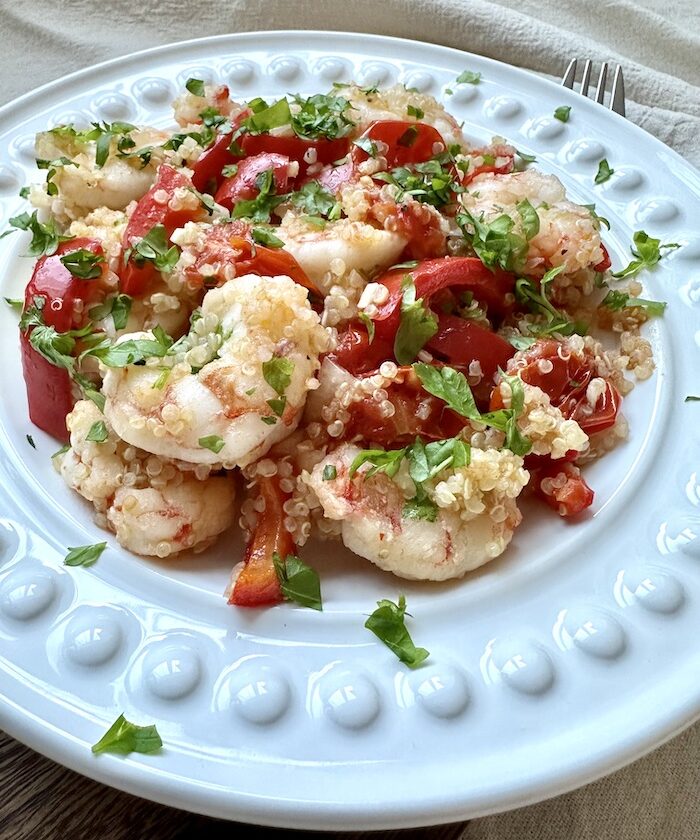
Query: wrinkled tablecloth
0,0,698,837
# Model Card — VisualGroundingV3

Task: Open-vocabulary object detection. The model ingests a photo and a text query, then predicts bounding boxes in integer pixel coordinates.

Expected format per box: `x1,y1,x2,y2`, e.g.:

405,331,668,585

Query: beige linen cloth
0,1,698,837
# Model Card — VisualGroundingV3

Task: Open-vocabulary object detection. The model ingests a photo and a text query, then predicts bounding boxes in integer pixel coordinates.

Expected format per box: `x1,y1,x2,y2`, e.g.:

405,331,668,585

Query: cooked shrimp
342,83,466,149
460,170,605,275
102,274,330,467
303,443,529,581
276,213,406,293
33,127,168,221
55,400,235,557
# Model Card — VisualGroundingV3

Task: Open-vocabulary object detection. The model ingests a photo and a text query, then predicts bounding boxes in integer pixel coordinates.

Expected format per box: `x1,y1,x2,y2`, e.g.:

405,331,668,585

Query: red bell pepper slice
593,243,611,272
229,476,293,607
120,165,202,296
213,152,290,211
20,238,105,441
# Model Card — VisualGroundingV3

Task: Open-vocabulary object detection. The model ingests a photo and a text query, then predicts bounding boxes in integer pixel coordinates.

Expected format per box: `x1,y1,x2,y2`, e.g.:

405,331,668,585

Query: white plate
1,30,700,831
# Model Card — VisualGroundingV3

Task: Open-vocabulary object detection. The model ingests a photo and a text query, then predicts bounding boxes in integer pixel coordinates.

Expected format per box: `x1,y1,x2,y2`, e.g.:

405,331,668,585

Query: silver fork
561,59,626,117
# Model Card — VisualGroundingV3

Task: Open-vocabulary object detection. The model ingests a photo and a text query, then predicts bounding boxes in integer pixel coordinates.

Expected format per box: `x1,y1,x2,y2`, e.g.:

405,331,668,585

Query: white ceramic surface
0,31,699,831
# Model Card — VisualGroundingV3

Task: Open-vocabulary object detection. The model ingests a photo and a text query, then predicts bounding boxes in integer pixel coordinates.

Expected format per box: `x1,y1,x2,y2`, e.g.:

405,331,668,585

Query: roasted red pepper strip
229,476,293,607
20,238,106,441
593,243,611,272
242,134,350,185
214,152,290,211
352,120,445,169
530,460,594,517
372,257,516,344
190,110,250,194
120,165,203,296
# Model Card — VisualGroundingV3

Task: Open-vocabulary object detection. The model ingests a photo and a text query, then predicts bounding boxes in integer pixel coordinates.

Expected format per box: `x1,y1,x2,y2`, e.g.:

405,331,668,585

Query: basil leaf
91,713,162,756
86,420,108,443
322,464,337,481
412,363,481,420
397,125,419,148
611,230,680,279
583,203,611,230
407,105,425,119
185,78,206,96
516,198,540,240
4,297,22,311
349,447,407,479
594,159,614,184
685,396,700,402
251,227,284,248
64,541,107,567
273,552,323,610
244,98,292,133
554,105,571,122
26,434,36,449
86,335,170,368
52,443,71,459
600,289,667,316
59,248,105,280
394,276,438,365
456,70,481,84
365,595,429,668
89,293,132,330
198,434,224,453
262,356,294,396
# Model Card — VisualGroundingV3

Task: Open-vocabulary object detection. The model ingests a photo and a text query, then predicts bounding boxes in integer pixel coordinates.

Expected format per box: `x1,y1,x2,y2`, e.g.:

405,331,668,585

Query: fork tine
611,65,626,116
595,62,608,105
580,59,593,97
562,58,577,89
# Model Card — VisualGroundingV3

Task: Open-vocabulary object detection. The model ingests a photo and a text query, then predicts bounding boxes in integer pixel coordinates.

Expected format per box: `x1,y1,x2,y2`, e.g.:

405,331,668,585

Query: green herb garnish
91,714,162,756
365,595,429,668
64,541,107,567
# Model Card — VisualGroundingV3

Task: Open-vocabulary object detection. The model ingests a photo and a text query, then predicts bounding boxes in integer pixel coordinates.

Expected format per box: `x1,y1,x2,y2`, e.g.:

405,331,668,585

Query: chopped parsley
86,421,108,443
456,70,482,85
92,714,162,756
262,356,294,419
457,210,528,274
231,167,287,223
413,364,532,456
36,156,75,196
290,93,355,140
322,464,337,481
273,552,323,610
611,230,680,279
685,396,700,402
198,434,225,454
365,595,429,668
353,136,378,157
358,311,375,343
516,198,540,240
407,105,425,119
250,227,285,248
185,77,206,96
594,158,614,184
64,541,107,567
242,98,292,134
26,434,36,449
554,105,571,122
375,156,462,209
59,248,105,280
3,210,73,256
129,224,180,273
393,276,438,365
4,297,23,311
88,293,132,330
288,180,341,220
514,266,586,337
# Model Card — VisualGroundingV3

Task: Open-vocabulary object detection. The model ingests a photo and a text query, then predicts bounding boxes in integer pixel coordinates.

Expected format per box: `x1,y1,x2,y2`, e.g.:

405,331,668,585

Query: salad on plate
6,75,668,610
